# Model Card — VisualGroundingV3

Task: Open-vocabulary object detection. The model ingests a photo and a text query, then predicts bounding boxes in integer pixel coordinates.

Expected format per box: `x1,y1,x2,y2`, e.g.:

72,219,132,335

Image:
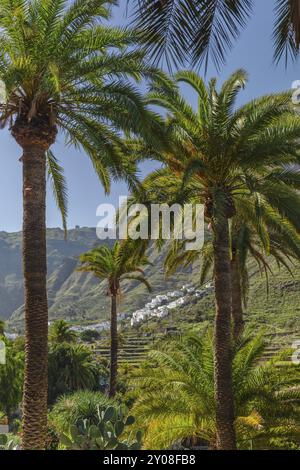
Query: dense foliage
131,332,300,450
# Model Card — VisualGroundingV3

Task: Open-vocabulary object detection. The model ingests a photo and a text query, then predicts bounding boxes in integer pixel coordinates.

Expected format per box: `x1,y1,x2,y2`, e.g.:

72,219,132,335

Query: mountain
1,227,300,337
0,228,196,330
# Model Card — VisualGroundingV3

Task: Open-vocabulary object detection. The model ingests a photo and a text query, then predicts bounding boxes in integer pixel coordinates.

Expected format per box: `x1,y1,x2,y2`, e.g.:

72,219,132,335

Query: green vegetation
0,0,300,452
131,331,300,450
128,68,300,448
48,342,101,405
79,240,151,397
50,390,114,433
0,0,163,449
57,402,141,450
0,339,24,428
49,320,77,344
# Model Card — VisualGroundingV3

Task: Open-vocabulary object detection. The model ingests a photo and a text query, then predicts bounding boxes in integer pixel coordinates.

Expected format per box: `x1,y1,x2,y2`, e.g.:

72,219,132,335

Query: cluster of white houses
130,282,213,326
45,282,214,334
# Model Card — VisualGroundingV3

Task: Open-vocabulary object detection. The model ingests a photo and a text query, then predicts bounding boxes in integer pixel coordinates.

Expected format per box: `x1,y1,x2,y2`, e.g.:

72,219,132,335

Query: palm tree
131,1,300,67
165,191,300,341
128,69,300,448
132,332,300,450
49,320,77,345
229,205,300,339
79,240,151,398
48,343,99,404
0,0,163,449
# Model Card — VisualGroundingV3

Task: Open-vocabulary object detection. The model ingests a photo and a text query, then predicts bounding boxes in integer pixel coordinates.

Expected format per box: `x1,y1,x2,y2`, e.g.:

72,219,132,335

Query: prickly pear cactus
59,404,142,450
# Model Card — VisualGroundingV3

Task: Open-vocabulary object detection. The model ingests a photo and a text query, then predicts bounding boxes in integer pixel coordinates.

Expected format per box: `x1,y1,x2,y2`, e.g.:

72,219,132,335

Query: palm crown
79,240,151,398
49,319,77,344
79,240,151,295
142,70,300,224
0,0,162,190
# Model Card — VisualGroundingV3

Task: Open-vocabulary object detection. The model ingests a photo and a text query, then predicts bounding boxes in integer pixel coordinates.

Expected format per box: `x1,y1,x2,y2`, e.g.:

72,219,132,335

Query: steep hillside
0,228,196,329
1,228,300,338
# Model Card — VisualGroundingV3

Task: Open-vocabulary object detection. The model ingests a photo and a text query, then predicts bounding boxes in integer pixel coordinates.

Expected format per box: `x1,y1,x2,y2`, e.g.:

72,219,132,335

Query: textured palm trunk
231,255,245,341
12,119,56,450
21,143,48,449
109,294,118,398
213,218,236,450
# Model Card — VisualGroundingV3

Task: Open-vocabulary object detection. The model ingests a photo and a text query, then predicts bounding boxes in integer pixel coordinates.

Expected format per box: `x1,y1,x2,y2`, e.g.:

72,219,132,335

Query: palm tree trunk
231,255,245,341
109,294,118,398
11,118,56,450
213,218,236,450
20,143,49,450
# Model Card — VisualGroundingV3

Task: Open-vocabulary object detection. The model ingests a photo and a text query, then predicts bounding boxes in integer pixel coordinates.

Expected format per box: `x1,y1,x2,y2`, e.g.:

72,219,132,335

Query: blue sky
0,0,299,232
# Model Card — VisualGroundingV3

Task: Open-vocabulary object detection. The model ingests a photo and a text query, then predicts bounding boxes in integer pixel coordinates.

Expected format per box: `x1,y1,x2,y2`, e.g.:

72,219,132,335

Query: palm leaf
46,150,68,238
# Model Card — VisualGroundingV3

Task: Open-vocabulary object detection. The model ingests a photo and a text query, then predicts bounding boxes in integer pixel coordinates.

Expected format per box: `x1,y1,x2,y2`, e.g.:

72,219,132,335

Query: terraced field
262,330,300,362
92,316,300,367
93,333,157,366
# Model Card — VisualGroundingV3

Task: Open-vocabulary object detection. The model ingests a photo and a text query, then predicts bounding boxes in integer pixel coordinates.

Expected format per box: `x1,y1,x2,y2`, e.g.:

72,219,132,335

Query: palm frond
46,150,68,237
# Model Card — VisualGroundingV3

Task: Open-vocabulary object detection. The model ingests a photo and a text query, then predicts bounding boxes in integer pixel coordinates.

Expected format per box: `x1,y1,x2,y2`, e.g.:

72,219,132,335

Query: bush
80,330,101,343
0,433,21,450
50,390,114,433
48,343,100,404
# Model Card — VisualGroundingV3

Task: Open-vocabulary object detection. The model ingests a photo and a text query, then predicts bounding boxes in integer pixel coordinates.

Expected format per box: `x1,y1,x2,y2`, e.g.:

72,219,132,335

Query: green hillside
0,228,196,329
1,228,300,340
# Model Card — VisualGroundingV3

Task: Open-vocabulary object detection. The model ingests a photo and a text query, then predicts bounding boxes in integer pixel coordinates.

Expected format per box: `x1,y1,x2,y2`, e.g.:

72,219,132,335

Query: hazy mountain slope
1,228,196,329
1,228,300,336
0,227,101,323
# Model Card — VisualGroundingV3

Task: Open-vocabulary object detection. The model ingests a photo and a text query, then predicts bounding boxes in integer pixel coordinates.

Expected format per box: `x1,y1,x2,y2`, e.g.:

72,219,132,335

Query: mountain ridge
1,227,300,337
0,227,195,330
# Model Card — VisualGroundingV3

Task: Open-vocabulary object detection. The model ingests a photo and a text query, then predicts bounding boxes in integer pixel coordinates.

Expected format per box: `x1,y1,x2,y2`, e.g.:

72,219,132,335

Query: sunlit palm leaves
131,0,253,69
0,0,164,197
129,69,300,230
46,151,68,236
132,332,300,449
78,240,152,295
49,319,77,344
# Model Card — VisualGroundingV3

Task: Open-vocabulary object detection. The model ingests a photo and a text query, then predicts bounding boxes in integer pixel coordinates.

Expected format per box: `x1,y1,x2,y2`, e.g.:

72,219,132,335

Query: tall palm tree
131,0,300,67
229,204,300,339
79,240,151,398
49,319,77,345
132,332,300,450
164,188,300,341
0,0,162,449
128,69,300,448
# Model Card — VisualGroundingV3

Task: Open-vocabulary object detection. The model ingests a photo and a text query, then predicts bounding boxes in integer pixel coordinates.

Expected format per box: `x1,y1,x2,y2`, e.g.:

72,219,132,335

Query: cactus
59,404,142,450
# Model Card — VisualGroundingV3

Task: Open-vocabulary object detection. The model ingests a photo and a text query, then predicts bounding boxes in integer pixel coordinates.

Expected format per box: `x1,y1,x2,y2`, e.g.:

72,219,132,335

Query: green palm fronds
132,332,300,450
78,239,151,296
0,0,165,204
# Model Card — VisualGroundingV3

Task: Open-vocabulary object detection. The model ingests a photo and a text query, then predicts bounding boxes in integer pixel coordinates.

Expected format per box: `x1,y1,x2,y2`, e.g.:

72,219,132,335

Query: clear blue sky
0,0,299,232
